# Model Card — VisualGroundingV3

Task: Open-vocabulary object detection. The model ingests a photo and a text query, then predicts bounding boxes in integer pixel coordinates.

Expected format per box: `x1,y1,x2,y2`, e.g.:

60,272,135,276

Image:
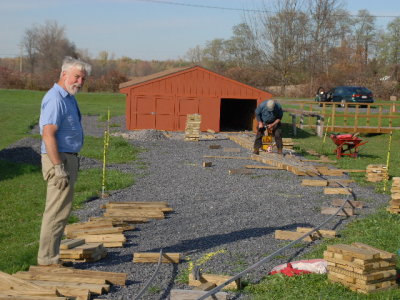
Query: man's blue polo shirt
39,83,83,154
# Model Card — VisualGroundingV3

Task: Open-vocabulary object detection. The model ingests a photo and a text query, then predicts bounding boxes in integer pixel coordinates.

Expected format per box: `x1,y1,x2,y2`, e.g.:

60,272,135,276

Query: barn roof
119,66,193,89
119,65,269,96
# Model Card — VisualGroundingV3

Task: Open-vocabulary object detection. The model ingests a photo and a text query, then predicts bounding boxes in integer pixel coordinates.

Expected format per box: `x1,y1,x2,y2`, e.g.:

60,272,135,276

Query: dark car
325,86,374,107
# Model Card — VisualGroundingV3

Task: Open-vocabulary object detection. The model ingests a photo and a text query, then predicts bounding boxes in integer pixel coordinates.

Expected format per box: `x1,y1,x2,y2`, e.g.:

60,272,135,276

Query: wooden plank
274,230,313,242
29,266,126,286
103,211,164,219
13,272,106,285
327,179,354,187
89,216,149,223
74,234,126,243
223,148,241,152
296,227,337,238
244,165,283,170
323,188,352,195
202,162,212,167
321,207,355,216
60,239,86,250
331,199,364,208
133,253,181,263
351,243,396,260
327,244,379,260
66,227,124,238
30,280,109,294
188,273,240,290
170,289,228,300
0,290,61,298
228,169,253,175
301,179,328,187
0,271,44,291
0,294,67,300
193,282,217,291
209,145,221,149
203,155,253,160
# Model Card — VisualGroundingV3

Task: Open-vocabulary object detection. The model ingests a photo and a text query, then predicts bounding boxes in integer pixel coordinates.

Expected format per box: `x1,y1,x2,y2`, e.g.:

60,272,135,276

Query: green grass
81,135,140,164
0,89,125,149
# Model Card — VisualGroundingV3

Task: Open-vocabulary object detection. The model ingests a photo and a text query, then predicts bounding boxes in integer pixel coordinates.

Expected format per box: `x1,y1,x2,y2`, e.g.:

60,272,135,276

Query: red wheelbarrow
330,134,368,159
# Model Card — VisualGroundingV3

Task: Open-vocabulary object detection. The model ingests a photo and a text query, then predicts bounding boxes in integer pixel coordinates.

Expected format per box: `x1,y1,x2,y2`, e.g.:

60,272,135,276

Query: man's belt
64,152,78,156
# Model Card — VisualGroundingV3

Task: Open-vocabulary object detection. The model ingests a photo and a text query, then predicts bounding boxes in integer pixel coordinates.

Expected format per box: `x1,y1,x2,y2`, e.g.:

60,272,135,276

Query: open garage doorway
220,98,257,131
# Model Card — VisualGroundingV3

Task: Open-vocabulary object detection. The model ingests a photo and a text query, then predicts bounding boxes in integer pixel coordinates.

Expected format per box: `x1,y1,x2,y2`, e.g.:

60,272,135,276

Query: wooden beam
133,253,181,263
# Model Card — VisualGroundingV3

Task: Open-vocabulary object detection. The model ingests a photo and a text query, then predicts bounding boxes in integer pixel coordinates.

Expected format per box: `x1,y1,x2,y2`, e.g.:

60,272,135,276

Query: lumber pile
275,227,337,242
365,164,389,182
1,266,126,300
101,201,173,223
387,177,400,214
185,114,201,141
64,218,132,248
60,240,107,262
324,243,397,294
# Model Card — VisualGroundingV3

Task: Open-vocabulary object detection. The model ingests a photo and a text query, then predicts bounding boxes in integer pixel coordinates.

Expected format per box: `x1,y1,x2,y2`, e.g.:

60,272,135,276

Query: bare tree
353,10,376,65
246,0,309,94
22,26,39,73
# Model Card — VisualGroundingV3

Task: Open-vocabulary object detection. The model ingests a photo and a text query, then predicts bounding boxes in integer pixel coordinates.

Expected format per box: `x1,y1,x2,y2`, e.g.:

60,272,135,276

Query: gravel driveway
1,115,390,300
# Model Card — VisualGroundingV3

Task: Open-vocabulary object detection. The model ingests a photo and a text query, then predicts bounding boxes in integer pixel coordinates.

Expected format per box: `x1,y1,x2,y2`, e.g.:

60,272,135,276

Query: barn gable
119,65,272,132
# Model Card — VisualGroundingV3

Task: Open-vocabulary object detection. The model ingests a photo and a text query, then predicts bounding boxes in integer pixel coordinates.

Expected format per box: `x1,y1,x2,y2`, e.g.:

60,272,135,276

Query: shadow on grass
0,158,40,182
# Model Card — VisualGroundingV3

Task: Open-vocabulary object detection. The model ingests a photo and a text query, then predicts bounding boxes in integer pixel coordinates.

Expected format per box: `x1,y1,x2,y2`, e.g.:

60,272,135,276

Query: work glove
53,163,69,191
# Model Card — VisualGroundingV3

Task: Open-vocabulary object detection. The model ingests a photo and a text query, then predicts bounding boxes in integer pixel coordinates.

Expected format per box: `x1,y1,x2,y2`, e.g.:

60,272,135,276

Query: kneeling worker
253,99,283,155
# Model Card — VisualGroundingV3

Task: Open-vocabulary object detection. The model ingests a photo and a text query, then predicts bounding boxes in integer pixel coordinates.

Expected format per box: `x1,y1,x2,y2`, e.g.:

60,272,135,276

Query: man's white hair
266,99,275,111
60,56,92,78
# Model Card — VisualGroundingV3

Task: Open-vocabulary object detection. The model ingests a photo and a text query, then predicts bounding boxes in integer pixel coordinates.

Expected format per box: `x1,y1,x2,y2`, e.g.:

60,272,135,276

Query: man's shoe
253,148,260,155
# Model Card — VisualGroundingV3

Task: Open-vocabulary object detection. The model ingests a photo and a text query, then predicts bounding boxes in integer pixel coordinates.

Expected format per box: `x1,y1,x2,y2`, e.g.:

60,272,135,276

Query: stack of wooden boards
1,266,126,300
101,201,173,222
387,177,400,214
365,164,389,182
324,243,397,294
61,201,173,262
60,239,107,263
64,218,133,248
185,114,201,141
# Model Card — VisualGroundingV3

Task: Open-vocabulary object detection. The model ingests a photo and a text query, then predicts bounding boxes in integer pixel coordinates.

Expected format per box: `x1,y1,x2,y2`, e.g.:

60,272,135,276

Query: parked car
325,86,375,107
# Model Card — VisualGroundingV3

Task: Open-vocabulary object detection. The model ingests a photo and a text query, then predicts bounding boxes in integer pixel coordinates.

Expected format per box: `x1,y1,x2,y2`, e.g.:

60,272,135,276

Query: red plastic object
330,134,368,159
269,263,311,277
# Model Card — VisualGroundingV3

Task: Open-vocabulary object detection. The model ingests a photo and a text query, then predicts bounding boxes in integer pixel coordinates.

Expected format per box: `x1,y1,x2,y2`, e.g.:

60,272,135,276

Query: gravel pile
1,116,390,300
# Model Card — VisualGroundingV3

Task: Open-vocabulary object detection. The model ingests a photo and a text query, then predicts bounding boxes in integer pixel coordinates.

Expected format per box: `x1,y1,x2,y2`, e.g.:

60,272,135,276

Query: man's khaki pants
37,153,78,265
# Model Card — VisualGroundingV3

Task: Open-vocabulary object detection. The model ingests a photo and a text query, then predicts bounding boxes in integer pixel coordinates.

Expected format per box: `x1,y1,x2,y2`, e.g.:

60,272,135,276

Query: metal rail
197,176,355,300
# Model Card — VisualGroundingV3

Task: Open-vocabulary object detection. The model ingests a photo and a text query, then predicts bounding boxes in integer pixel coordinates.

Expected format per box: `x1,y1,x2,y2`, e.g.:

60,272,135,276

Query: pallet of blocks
387,177,400,214
365,164,389,182
60,239,107,262
324,242,397,294
64,218,132,247
185,114,201,141
4,265,127,300
101,201,173,223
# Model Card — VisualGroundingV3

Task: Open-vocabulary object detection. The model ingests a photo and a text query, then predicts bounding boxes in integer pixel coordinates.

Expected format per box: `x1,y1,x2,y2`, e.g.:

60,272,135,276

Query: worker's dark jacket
255,101,283,124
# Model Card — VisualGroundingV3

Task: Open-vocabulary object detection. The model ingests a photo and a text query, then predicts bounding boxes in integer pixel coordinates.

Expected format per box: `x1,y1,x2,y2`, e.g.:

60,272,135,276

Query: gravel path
1,115,390,300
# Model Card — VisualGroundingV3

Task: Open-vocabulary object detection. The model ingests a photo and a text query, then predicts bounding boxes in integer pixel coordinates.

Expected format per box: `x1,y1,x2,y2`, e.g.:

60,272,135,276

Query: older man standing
253,99,283,155
37,56,91,266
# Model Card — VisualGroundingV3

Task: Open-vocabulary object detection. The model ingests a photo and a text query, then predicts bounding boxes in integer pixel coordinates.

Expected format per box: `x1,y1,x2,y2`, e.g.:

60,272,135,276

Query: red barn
119,65,272,132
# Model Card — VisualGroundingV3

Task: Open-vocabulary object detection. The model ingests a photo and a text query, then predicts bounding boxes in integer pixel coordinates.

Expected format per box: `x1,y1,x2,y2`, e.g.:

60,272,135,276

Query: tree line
0,0,399,98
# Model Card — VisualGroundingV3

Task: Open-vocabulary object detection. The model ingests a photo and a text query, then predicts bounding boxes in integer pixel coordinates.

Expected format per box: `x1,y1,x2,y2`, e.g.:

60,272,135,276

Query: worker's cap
266,99,275,111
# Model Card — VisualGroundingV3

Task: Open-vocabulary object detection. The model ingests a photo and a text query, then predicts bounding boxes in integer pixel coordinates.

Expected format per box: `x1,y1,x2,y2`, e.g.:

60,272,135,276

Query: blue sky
0,0,399,61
